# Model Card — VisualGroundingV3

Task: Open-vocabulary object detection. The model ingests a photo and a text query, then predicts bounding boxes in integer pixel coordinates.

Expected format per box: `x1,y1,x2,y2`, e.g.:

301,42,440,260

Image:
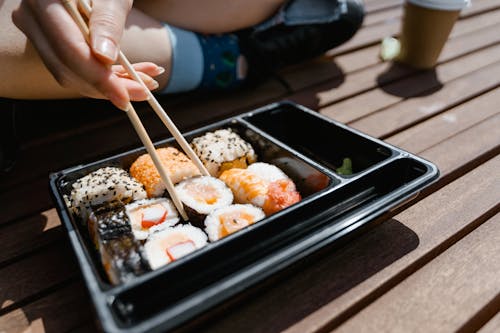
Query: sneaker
239,0,365,81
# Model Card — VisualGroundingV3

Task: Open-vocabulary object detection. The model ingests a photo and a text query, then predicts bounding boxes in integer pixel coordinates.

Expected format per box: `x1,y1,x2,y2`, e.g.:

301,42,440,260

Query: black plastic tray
49,101,439,333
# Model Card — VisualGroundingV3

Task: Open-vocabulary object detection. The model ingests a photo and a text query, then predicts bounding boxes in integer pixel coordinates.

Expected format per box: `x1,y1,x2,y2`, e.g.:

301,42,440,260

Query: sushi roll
191,128,257,177
100,234,151,285
219,162,301,215
88,201,131,248
66,167,147,221
125,198,180,240
130,147,201,197
144,225,208,270
175,176,233,227
87,201,150,284
205,204,265,241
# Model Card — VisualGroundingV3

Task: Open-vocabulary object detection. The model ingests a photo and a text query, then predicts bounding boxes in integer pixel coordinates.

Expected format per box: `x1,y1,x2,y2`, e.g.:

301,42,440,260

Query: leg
134,0,286,34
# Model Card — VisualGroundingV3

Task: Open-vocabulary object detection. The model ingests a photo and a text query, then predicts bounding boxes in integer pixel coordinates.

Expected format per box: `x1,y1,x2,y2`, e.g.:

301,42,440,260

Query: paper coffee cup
397,0,469,68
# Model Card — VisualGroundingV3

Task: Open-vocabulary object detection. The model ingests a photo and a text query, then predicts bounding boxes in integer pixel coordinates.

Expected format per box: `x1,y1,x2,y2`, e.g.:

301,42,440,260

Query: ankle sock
160,24,247,94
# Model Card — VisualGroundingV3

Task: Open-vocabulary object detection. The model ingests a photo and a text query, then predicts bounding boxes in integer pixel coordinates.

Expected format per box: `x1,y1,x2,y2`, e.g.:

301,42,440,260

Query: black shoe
239,0,365,82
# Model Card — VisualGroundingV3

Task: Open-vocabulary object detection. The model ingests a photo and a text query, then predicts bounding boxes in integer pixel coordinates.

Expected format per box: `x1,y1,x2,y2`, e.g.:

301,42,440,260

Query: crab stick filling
130,203,168,229
160,233,196,262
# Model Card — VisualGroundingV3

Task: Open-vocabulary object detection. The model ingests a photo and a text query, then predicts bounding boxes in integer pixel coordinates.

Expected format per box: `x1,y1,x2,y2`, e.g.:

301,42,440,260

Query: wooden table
1,0,499,332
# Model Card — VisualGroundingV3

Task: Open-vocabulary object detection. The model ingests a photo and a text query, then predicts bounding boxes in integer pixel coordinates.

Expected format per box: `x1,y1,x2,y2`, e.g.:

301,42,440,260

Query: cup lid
408,0,471,10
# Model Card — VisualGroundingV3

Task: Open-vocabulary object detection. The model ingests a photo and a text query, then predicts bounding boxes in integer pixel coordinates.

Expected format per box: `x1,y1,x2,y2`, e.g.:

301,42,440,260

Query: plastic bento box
49,101,439,333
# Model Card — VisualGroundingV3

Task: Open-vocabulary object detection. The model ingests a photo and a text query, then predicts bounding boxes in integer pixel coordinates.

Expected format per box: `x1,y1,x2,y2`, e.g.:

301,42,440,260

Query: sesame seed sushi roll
130,147,201,197
125,198,180,241
205,204,265,241
66,167,147,221
175,176,233,227
219,162,302,215
191,128,257,177
144,225,207,270
100,234,151,285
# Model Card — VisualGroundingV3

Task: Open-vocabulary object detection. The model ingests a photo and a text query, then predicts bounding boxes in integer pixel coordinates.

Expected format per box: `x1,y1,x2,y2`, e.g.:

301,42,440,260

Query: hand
12,0,160,110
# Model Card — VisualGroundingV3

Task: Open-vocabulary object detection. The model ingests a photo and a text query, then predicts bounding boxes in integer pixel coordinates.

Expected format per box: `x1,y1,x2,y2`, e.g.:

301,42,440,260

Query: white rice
144,225,207,270
191,128,257,176
125,198,180,240
66,167,147,220
175,176,233,215
204,204,265,242
247,162,289,183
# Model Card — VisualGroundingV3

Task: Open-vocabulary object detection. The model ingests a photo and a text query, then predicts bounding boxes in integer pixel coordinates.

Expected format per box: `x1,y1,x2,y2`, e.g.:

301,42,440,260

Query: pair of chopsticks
62,0,209,220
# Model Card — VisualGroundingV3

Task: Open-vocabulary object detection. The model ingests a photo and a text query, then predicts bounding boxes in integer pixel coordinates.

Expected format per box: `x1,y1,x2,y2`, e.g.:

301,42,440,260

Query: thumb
89,0,133,64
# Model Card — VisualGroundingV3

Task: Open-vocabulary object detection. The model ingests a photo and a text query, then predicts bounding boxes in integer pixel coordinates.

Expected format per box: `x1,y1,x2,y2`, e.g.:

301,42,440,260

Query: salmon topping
263,179,301,215
219,211,254,237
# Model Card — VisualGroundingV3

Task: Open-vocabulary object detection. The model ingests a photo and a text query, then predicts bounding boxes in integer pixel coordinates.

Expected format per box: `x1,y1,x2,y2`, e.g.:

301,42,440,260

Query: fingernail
151,80,159,89
155,66,165,75
94,36,118,61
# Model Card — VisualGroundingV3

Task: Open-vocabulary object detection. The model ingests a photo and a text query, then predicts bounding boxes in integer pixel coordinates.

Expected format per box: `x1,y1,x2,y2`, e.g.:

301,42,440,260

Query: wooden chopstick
77,0,210,178
62,0,188,220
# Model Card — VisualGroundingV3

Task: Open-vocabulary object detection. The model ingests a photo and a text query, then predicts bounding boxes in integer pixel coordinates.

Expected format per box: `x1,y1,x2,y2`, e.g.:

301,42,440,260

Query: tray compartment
243,103,394,175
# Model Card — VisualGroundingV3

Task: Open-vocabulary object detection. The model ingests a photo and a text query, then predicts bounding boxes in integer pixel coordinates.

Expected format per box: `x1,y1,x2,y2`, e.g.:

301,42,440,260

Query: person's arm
11,0,161,109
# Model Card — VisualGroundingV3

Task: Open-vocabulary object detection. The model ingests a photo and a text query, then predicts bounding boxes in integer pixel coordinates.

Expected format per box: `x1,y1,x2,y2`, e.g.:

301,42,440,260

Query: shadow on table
0,212,94,332
285,59,346,109
376,63,443,98
199,218,419,333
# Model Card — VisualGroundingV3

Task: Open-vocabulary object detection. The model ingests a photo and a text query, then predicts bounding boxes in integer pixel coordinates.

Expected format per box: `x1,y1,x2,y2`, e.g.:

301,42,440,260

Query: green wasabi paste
336,158,353,175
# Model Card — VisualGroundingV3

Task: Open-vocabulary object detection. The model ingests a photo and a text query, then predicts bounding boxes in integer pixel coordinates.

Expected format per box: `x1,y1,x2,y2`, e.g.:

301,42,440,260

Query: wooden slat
363,7,402,27
349,63,500,138
290,23,500,109
335,214,500,333
321,43,500,123
461,0,500,18
0,178,53,226
386,88,500,154
451,8,500,37
420,113,500,177
197,152,500,333
363,0,500,28
0,281,92,333
329,1,500,57
0,242,77,311
364,0,402,13
0,209,62,265
286,10,500,94
479,312,500,333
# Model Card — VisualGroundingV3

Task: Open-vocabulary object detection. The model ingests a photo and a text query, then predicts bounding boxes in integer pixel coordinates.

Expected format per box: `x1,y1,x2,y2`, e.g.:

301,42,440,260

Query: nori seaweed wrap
100,234,151,285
